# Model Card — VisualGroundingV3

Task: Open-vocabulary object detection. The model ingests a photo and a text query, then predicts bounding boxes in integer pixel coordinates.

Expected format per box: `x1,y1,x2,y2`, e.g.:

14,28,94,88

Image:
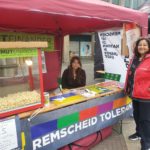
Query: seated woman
62,56,86,89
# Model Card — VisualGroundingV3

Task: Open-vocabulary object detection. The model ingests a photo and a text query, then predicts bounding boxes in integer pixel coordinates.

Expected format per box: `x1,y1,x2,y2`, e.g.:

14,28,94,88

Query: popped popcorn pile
0,90,41,112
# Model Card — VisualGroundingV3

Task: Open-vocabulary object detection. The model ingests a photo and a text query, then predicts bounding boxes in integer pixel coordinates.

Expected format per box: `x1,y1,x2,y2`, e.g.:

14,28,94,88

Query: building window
125,0,131,7
70,35,92,58
112,0,120,5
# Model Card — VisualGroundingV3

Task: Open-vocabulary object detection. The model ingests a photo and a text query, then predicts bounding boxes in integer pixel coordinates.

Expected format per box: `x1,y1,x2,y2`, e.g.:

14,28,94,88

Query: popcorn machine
0,41,47,118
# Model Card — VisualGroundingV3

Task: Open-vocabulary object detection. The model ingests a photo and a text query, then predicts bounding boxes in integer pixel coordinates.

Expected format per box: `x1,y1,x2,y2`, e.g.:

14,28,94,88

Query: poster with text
98,25,141,83
0,116,21,150
98,29,127,83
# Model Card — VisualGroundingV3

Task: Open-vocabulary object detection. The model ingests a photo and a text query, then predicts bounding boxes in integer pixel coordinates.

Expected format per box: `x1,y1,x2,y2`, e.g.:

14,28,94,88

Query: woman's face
72,59,80,70
138,40,149,56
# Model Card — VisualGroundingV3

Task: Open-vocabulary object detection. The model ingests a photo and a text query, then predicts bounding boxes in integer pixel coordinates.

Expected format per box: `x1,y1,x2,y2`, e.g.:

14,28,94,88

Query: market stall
0,0,148,90
0,0,148,150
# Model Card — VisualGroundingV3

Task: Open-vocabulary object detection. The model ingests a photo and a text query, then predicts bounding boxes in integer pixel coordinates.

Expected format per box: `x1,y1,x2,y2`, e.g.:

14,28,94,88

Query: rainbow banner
21,92,132,150
31,96,132,150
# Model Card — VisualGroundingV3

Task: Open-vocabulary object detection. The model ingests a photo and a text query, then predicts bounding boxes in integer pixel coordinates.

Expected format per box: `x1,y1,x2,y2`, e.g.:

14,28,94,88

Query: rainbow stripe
31,97,131,139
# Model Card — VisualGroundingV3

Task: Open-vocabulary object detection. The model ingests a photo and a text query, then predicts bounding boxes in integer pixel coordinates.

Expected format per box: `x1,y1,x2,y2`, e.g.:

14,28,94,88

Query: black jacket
62,68,86,89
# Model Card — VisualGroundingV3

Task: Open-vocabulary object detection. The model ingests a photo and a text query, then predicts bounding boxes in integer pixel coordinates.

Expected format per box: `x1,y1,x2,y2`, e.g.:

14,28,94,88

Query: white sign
98,29,127,83
0,118,18,150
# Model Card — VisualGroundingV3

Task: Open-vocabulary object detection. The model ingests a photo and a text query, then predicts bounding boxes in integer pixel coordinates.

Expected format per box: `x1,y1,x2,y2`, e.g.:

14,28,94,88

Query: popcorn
0,90,41,112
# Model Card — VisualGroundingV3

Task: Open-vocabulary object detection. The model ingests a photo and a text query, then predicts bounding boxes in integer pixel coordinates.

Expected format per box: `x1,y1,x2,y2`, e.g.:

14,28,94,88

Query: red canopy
0,0,148,35
0,0,148,91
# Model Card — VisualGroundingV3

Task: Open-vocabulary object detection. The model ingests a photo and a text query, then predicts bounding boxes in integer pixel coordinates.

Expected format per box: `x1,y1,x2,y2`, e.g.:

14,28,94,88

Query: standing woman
62,56,86,89
125,38,150,150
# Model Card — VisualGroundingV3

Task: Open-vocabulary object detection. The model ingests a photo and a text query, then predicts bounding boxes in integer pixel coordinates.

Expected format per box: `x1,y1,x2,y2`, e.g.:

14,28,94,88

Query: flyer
0,116,21,150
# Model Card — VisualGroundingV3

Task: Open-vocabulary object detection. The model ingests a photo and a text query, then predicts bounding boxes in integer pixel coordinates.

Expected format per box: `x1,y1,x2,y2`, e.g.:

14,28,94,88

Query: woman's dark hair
68,56,83,84
134,37,150,57
69,56,82,68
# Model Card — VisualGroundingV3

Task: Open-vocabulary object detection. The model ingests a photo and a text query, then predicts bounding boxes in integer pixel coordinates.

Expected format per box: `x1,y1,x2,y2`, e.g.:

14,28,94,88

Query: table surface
19,83,123,119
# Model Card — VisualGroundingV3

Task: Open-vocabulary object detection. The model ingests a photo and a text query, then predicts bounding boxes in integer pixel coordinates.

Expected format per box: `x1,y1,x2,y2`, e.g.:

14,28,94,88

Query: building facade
103,0,147,9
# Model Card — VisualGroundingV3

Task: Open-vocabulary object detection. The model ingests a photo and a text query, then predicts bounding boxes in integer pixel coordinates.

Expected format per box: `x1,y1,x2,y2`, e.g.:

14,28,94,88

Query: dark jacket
62,67,86,89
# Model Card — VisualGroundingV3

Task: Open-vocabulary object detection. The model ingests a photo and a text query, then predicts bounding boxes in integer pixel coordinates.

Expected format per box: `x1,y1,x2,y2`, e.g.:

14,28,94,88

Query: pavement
123,118,141,150
92,129,128,150
92,119,141,150
62,60,141,150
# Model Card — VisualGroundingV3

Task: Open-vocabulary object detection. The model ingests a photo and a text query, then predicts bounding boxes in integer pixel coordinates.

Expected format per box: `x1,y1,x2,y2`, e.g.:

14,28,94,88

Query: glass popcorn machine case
0,49,44,118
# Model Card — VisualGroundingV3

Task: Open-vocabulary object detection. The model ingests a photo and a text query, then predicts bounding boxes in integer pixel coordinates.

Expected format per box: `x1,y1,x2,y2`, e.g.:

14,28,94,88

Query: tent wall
43,36,63,91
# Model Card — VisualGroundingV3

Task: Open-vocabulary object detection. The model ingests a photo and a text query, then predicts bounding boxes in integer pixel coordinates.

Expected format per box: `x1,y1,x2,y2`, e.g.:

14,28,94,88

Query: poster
98,25,141,83
0,116,21,150
98,29,127,83
80,42,92,56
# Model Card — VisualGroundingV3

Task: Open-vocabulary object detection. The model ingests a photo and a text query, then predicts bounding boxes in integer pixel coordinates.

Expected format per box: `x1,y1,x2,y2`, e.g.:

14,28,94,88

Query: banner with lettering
0,32,54,51
32,96,131,150
0,116,21,150
0,49,38,59
97,24,141,83
21,93,132,150
98,29,127,83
